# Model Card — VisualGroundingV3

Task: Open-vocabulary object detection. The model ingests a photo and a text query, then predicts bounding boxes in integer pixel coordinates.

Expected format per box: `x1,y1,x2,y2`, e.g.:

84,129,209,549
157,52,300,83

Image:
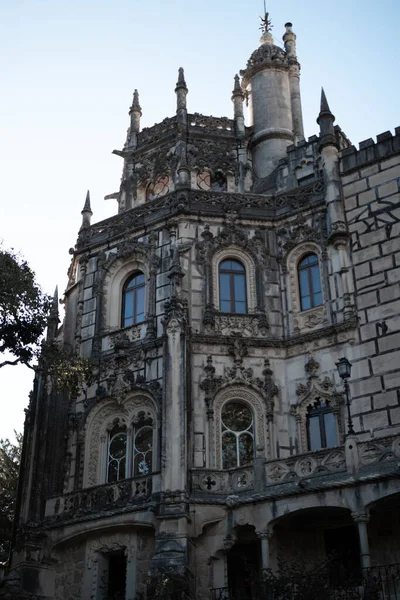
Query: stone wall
342,135,400,439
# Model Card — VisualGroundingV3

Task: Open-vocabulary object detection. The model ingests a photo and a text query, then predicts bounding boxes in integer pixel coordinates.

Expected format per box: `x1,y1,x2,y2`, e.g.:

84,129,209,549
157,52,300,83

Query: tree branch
0,358,34,370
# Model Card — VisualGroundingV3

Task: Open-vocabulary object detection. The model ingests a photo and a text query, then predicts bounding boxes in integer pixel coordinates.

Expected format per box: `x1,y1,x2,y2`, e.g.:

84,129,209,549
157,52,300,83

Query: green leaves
0,433,22,562
39,341,94,399
0,248,51,368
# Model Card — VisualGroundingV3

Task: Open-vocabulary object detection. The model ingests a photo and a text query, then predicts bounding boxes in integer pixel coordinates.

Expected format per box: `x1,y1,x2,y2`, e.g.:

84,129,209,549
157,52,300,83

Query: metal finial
260,6,273,34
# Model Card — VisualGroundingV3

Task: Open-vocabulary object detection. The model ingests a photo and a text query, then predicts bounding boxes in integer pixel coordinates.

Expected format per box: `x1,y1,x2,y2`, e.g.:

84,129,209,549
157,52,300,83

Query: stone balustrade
45,475,152,521
192,433,400,497
191,466,254,494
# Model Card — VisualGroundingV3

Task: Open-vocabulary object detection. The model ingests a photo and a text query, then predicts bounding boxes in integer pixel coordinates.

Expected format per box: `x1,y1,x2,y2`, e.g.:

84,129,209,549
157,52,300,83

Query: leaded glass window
298,254,322,311
122,272,145,327
133,424,153,476
107,424,127,482
219,260,247,314
221,402,254,469
307,399,338,451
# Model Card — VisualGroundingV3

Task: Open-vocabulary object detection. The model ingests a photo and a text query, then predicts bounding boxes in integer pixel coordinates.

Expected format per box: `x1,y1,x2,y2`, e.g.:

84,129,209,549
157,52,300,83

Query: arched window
219,259,247,314
122,272,145,327
221,402,254,469
107,424,127,482
133,422,153,476
307,399,338,451
298,254,322,311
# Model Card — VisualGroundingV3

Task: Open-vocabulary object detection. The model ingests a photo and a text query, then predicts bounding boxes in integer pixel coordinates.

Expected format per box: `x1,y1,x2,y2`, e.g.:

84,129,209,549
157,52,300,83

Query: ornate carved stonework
265,446,346,484
84,393,157,487
291,363,343,453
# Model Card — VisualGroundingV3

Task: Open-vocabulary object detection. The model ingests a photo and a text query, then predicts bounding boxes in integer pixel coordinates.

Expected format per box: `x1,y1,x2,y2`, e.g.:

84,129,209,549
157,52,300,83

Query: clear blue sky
1,0,399,439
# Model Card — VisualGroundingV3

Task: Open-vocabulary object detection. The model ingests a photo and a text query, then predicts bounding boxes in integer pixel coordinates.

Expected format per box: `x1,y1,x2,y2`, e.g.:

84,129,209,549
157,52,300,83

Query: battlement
340,127,400,172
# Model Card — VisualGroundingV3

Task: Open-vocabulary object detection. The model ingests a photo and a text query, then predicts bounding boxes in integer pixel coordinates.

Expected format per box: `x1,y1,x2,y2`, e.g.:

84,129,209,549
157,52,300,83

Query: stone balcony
44,474,154,523
191,434,400,499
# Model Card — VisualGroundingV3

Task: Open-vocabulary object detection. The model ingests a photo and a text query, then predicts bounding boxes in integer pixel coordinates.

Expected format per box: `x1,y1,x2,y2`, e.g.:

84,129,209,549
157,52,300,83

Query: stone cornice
73,180,325,254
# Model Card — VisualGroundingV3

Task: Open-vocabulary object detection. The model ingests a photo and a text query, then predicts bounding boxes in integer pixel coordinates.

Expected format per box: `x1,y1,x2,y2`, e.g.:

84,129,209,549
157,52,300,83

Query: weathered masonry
1,11,400,600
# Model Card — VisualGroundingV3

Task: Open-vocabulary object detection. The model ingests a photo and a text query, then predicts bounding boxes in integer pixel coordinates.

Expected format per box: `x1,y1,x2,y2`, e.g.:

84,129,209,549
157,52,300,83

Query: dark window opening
297,173,316,186
227,541,261,599
219,259,247,314
324,526,361,585
307,399,338,451
122,272,145,327
106,551,127,600
211,171,227,192
298,253,322,311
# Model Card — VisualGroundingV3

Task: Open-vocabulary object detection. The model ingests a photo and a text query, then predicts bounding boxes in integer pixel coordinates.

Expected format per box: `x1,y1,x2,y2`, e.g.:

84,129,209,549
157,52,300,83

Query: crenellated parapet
340,127,400,173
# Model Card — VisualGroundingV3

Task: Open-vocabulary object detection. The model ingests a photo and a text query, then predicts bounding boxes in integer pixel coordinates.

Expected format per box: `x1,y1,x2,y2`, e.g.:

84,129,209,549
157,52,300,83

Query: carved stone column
257,529,272,571
125,533,138,600
352,511,371,569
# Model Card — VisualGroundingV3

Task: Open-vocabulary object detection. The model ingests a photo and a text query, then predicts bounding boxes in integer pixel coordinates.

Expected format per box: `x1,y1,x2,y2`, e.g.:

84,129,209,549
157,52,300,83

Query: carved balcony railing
192,435,400,498
192,466,254,495
265,446,347,486
45,475,152,522
357,434,400,468
212,563,400,600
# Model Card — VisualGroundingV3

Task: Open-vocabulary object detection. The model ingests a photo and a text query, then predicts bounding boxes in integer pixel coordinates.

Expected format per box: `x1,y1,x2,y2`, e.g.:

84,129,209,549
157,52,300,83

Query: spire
50,286,59,318
127,89,142,150
47,286,59,341
231,74,245,139
319,87,334,120
80,190,93,228
175,67,188,92
175,67,188,120
317,87,337,150
129,89,142,117
231,74,243,99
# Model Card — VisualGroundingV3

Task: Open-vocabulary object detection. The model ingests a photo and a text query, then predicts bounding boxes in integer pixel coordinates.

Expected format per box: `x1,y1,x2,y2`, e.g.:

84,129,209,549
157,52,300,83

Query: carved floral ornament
84,393,157,487
200,349,278,418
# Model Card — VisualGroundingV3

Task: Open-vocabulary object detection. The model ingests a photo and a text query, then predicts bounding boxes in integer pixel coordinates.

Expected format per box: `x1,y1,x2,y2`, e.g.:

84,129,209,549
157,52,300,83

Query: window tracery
212,388,267,469
107,423,127,482
84,394,157,487
146,176,170,201
221,401,254,469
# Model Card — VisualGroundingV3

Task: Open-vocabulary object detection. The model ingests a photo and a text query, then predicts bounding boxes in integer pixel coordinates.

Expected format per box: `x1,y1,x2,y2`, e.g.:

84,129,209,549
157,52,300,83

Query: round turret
240,16,304,180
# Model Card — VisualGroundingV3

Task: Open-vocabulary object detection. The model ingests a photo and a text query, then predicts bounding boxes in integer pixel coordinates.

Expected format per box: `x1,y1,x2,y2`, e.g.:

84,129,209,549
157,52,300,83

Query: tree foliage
0,248,51,369
0,433,22,562
39,340,94,399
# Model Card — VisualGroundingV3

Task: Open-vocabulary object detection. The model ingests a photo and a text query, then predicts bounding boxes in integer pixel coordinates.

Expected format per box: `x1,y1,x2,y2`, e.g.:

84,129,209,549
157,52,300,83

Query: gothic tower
2,11,400,600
